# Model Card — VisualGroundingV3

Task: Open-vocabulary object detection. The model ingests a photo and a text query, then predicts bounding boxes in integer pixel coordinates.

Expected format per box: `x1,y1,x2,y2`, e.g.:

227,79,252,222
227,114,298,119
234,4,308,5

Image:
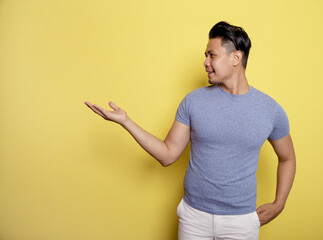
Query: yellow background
0,0,322,239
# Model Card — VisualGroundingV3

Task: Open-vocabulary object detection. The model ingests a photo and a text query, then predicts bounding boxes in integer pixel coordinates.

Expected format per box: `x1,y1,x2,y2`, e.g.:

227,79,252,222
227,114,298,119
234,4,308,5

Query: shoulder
184,85,217,100
251,87,290,124
252,87,281,108
252,87,275,102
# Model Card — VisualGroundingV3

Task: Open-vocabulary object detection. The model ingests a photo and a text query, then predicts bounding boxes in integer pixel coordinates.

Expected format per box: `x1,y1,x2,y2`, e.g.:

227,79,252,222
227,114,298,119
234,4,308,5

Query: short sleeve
268,103,290,140
175,95,191,126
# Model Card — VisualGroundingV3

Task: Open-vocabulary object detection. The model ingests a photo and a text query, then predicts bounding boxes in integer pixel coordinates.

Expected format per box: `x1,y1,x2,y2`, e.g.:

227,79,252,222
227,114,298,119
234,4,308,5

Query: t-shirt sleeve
175,95,191,126
268,103,290,140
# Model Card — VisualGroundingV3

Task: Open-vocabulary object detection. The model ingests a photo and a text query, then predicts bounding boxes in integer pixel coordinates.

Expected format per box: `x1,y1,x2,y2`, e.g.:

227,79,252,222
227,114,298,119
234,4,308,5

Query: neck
219,69,250,95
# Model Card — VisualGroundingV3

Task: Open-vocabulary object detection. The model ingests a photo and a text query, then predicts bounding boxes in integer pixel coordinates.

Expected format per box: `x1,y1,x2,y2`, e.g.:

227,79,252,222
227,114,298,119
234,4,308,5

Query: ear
232,50,243,67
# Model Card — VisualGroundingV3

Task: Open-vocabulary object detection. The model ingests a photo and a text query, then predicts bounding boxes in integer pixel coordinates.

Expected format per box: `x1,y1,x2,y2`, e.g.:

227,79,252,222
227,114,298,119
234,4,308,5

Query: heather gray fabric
176,85,289,215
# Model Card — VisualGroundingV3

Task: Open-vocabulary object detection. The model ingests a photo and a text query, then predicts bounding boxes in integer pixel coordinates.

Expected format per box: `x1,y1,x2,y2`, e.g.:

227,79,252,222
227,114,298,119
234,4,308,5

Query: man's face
204,38,235,85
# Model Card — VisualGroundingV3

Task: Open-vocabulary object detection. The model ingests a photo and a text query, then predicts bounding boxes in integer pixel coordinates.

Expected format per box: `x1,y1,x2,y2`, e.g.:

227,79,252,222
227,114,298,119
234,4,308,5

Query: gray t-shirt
176,85,290,215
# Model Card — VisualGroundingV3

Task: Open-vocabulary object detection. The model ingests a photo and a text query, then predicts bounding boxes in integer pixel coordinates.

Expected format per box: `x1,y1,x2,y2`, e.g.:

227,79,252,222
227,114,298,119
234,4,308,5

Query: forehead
205,38,226,53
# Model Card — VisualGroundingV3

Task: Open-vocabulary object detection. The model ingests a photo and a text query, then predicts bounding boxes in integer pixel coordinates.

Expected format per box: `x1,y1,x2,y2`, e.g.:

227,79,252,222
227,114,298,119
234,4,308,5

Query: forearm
257,135,296,226
274,157,296,209
122,117,173,166
85,101,187,166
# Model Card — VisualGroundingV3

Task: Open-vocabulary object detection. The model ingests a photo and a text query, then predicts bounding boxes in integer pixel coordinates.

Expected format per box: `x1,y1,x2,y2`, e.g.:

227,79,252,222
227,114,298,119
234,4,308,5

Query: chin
208,78,220,85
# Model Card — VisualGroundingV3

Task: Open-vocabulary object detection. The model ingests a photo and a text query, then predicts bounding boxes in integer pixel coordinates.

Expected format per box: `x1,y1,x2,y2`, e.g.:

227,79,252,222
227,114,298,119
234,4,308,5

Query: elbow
160,162,170,167
158,145,181,167
159,157,177,167
160,161,172,167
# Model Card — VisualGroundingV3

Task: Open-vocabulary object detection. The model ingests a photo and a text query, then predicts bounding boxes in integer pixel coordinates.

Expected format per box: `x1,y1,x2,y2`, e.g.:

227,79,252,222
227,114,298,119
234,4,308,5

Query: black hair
209,21,251,68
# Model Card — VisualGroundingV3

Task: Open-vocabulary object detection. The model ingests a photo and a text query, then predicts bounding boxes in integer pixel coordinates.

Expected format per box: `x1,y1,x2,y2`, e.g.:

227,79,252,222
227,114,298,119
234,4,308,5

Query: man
85,21,296,240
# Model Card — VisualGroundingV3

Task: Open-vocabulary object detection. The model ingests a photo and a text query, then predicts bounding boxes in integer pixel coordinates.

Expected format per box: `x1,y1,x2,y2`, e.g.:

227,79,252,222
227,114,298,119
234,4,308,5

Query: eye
210,54,215,58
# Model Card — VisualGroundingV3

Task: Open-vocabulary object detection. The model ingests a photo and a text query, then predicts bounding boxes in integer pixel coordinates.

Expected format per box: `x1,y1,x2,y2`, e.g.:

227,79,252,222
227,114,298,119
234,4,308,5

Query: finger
93,104,106,112
109,101,119,111
92,107,107,119
84,101,92,107
85,103,106,119
257,212,266,225
256,206,265,214
93,104,111,118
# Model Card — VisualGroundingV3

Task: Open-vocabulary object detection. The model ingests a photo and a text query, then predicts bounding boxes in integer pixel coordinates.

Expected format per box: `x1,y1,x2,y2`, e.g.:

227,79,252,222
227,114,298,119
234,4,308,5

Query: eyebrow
205,50,216,56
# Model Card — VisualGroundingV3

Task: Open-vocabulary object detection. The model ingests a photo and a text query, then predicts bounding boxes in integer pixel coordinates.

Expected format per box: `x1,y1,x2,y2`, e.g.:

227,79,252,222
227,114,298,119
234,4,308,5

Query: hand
84,101,129,126
256,202,284,227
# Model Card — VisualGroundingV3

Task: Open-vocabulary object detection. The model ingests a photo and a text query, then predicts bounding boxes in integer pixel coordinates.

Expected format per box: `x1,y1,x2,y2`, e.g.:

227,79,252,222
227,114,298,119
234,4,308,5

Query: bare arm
84,101,190,167
256,133,296,226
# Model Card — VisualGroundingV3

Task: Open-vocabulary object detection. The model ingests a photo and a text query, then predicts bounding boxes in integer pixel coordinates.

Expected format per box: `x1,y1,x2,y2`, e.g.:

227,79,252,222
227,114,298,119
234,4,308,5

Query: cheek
210,60,218,69
219,58,231,70
211,59,223,71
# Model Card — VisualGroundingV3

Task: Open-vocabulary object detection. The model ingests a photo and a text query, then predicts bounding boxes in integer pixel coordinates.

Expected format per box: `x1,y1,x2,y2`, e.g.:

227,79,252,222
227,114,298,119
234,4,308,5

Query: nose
204,58,210,67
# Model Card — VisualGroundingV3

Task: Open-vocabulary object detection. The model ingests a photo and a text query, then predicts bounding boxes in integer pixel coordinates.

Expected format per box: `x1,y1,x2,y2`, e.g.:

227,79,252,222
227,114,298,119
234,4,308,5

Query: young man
85,21,296,240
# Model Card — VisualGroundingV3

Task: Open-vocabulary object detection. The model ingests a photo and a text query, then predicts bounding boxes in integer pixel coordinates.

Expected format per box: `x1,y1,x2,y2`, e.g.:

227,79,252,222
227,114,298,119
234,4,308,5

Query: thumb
109,101,119,111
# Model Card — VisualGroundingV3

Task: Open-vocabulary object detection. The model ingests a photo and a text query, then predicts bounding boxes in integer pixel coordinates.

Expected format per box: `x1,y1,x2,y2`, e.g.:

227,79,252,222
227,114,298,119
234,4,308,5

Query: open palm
84,101,128,125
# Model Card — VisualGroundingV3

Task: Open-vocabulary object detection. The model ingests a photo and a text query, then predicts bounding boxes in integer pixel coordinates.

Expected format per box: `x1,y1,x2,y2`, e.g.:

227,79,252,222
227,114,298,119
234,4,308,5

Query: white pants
177,199,260,240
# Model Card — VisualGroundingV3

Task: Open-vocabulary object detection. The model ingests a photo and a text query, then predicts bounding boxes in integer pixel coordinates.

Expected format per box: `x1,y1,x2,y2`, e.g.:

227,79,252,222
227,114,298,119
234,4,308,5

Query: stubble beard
208,75,219,85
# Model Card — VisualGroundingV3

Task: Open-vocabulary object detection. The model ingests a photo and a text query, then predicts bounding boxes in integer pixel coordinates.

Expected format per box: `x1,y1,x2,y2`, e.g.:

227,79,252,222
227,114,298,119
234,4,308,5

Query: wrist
121,115,131,129
273,199,285,212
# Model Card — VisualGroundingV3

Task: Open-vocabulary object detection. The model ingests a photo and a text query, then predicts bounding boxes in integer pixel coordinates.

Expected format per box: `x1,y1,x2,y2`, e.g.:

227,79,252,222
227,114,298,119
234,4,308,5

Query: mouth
206,70,215,77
